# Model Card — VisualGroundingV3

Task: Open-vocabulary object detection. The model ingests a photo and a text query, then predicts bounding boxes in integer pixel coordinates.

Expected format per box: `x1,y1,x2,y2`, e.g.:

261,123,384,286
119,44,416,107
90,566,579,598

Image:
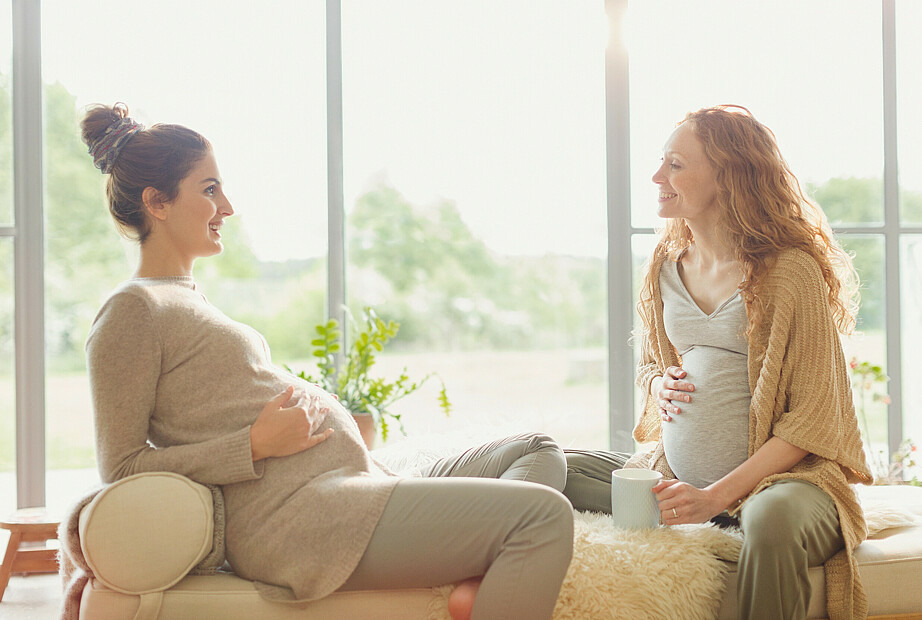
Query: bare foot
447,577,482,620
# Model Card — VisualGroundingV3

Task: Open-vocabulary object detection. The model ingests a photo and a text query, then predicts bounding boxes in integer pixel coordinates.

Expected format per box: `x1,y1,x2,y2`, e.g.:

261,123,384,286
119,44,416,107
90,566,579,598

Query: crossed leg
338,477,573,620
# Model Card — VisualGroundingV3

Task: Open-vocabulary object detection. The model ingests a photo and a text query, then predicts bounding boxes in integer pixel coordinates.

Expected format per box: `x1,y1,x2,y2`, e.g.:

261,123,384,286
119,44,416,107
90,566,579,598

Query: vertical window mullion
881,0,903,457
11,0,44,509
326,0,346,352
605,0,633,452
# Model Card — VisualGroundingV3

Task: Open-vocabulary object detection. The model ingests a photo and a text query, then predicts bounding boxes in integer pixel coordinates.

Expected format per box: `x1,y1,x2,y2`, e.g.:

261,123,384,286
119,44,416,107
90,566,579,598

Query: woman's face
159,150,234,262
651,123,719,223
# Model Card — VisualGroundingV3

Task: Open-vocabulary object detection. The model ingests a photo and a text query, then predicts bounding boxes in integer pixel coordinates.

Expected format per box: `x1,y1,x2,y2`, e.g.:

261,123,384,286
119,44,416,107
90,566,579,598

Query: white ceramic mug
611,469,664,530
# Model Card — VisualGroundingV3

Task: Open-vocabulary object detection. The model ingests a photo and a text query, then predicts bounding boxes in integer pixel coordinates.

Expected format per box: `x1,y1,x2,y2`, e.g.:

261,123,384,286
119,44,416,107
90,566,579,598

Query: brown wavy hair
638,105,858,340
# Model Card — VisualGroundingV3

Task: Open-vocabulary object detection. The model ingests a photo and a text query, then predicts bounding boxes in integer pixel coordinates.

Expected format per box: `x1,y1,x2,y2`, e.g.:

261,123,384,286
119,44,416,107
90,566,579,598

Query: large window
6,1,922,511
624,0,913,472
340,0,609,447
34,0,327,514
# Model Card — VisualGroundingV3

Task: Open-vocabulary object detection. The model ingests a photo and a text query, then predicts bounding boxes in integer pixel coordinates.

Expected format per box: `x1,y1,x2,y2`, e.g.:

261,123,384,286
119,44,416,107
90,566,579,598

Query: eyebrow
199,177,222,185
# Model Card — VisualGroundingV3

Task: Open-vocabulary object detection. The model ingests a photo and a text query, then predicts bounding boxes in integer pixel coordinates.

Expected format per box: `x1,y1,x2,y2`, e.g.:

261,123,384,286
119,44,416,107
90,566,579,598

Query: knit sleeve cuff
222,426,264,482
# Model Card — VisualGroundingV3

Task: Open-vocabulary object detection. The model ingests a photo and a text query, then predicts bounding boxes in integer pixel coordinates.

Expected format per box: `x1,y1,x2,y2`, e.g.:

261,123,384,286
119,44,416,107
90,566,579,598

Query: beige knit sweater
86,277,399,602
632,248,873,619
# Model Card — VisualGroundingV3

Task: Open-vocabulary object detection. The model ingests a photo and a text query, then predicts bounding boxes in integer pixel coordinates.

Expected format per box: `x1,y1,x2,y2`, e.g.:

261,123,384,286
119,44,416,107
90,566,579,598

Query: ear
142,187,170,222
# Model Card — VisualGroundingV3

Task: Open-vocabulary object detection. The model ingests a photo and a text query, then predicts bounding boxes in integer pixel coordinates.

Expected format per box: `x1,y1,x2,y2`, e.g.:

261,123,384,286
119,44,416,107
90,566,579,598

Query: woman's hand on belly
653,479,725,525
652,366,695,422
250,386,335,461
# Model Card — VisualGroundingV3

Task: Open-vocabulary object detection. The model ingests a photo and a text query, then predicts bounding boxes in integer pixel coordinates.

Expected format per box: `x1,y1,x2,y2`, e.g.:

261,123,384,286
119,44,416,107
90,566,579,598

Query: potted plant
291,307,451,447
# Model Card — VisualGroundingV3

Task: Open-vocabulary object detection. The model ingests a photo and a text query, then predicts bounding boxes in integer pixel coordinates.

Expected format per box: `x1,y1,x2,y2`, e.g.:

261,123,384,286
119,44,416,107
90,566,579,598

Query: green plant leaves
289,306,450,442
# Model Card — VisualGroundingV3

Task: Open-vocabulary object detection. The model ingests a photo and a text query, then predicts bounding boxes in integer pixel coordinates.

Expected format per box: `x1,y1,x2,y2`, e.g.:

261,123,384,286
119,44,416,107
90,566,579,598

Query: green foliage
349,186,434,292
349,186,496,294
245,287,326,361
838,236,884,332
809,178,884,330
47,434,97,470
809,177,884,226
903,191,922,225
194,216,260,280
849,357,919,485
808,175,922,225
807,177,922,332
157,175,922,359
292,307,451,441
44,82,133,370
208,259,326,361
348,183,606,351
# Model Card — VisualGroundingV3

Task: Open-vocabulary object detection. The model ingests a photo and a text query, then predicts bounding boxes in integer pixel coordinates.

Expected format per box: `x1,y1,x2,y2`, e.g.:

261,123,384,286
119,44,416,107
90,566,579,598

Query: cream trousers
339,432,574,620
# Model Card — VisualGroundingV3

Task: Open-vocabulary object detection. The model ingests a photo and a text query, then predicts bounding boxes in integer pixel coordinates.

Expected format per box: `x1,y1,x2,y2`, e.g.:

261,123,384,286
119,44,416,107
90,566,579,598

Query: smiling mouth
659,192,677,200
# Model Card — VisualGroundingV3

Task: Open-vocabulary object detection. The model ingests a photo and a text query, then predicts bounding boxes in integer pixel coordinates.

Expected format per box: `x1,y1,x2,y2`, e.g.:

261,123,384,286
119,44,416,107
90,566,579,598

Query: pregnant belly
661,348,751,487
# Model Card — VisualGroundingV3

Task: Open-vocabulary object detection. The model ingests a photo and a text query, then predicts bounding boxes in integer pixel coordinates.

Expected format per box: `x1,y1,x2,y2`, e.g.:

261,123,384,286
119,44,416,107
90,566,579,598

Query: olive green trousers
561,451,844,620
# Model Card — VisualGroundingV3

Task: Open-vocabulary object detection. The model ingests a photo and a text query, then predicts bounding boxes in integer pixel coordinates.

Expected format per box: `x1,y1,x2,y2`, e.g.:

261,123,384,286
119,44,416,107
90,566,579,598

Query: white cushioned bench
71,473,922,619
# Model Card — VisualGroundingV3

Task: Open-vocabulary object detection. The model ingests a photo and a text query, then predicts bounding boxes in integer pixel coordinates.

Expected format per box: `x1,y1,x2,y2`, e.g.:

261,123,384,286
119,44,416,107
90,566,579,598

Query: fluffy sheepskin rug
428,511,743,620
426,488,922,620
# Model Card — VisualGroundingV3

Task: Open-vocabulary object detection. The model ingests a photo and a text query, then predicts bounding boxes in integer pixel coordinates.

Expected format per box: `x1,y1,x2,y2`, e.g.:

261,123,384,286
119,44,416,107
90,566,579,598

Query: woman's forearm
706,436,808,511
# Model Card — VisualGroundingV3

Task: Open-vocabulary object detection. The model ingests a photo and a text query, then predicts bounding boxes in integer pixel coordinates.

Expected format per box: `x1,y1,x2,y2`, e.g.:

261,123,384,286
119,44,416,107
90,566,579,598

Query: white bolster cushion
79,471,215,594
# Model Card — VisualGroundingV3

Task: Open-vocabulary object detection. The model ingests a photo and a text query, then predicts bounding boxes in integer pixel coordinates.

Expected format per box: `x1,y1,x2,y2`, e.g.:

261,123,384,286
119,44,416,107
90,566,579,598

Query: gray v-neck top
659,260,751,488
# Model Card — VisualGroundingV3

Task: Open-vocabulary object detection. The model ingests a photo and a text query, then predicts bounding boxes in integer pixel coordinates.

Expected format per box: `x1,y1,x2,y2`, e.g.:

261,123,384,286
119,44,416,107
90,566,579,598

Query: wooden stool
0,508,60,602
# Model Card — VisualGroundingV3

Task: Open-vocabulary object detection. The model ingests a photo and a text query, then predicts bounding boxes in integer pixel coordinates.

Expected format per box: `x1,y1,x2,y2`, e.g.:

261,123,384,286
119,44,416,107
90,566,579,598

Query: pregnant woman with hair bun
82,101,575,620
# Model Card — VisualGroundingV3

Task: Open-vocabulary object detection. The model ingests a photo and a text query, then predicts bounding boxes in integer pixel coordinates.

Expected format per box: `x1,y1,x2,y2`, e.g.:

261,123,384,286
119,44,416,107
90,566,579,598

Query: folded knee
520,432,562,453
740,504,818,564
528,486,575,536
516,432,567,491
545,491,575,560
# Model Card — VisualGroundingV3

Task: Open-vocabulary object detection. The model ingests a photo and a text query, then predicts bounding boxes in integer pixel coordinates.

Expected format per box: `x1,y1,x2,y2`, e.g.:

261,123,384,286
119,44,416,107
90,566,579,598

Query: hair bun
112,102,130,119
81,103,145,174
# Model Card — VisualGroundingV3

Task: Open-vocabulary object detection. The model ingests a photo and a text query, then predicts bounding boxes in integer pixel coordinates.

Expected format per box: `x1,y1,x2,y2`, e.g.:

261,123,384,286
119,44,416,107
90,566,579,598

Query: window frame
607,0,918,456
8,0,919,507
11,0,45,509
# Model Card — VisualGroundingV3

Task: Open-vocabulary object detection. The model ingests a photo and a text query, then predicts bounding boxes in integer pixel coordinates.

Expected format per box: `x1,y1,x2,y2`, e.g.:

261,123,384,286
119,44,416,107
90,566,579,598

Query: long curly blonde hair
638,105,858,340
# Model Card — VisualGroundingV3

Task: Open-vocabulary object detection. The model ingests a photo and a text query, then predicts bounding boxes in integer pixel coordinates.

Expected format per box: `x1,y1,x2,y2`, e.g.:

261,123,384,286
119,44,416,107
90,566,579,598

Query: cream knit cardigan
632,248,873,619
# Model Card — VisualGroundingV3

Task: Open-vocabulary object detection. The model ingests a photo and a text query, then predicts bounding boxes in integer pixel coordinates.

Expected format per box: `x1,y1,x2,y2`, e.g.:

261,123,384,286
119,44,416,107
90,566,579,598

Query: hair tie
89,116,145,174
